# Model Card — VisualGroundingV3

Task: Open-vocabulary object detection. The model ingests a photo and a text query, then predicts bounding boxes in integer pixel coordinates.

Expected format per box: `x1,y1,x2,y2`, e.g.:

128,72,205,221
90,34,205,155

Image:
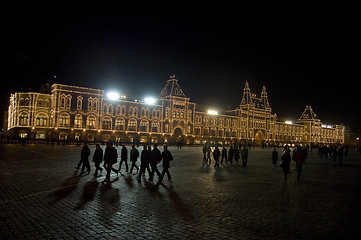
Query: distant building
7,75,345,146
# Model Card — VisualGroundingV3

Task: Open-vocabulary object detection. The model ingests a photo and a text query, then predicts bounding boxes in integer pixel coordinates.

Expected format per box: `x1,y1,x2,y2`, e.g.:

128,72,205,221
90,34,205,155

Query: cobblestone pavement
0,144,361,239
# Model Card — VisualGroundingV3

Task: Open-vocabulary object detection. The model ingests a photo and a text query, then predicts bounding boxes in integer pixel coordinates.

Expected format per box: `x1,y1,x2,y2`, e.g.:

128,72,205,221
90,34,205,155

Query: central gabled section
160,75,186,98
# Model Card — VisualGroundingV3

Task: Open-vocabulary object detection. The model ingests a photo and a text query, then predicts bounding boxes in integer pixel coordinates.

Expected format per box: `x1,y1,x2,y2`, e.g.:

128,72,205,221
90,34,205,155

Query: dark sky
2,10,361,131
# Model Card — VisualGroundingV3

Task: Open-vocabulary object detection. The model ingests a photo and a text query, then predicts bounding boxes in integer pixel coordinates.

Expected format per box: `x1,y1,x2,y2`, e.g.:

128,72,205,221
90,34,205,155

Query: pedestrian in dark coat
92,143,103,176
117,144,129,173
149,144,162,181
104,142,119,179
213,146,221,168
159,145,173,181
241,146,249,167
272,148,278,168
338,146,344,165
129,144,139,174
292,146,306,180
280,147,291,180
221,147,227,164
137,145,151,180
234,147,240,164
228,146,234,164
75,142,91,174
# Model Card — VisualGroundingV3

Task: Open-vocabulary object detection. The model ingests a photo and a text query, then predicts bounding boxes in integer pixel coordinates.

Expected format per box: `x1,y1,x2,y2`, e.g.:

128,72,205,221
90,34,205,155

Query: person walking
234,147,240,164
118,144,129,173
129,144,140,174
202,145,207,162
75,142,91,174
221,147,227,164
241,145,249,167
137,145,151,180
272,148,278,168
332,147,338,165
228,146,234,164
213,146,220,168
292,146,306,181
149,144,162,181
338,146,344,165
104,142,119,179
92,143,103,176
280,147,291,180
159,145,173,181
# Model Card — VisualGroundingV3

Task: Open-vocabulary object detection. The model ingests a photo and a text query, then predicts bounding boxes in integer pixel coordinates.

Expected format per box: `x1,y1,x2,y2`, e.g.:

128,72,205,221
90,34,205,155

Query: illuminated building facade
7,75,345,145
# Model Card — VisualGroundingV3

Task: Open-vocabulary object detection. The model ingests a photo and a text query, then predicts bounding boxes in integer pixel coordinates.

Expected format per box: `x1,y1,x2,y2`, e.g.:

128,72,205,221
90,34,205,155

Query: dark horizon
2,14,361,131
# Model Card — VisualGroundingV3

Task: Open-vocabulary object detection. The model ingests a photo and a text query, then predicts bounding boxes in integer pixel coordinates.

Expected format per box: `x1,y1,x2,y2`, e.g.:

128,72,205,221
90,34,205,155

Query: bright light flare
207,110,218,115
107,91,120,100
144,97,156,104
285,121,293,124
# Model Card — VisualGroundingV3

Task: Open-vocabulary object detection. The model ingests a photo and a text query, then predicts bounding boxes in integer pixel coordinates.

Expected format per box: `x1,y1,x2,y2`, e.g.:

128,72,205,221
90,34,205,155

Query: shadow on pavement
50,171,81,203
74,178,100,210
99,178,120,223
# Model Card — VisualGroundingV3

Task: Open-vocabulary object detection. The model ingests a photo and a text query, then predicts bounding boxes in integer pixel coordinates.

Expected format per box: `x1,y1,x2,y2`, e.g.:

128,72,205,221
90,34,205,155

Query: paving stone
0,144,361,239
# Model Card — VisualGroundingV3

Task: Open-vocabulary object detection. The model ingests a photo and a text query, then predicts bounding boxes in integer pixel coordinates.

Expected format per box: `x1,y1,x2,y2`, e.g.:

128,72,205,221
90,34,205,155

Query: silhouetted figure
221,147,227,164
292,146,306,180
137,145,151,180
104,142,118,179
149,144,162,181
202,146,208,162
75,142,91,174
332,147,338,165
228,146,234,164
213,146,220,168
92,144,103,176
241,146,249,167
160,145,173,181
129,144,139,174
272,148,278,168
338,146,344,165
234,147,240,164
118,144,129,173
280,147,291,180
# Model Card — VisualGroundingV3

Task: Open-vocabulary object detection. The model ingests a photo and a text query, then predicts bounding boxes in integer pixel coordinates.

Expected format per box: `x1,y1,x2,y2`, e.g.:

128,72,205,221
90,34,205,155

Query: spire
261,85,270,108
240,81,252,105
160,75,186,98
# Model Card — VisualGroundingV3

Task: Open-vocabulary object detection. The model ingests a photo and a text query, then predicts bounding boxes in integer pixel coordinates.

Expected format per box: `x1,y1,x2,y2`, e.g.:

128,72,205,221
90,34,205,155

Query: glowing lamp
144,97,156,104
207,110,218,115
285,121,293,124
107,91,120,100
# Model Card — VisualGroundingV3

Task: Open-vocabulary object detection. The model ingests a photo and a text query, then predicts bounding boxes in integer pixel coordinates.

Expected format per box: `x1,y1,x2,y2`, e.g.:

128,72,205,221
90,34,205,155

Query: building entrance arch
173,127,183,140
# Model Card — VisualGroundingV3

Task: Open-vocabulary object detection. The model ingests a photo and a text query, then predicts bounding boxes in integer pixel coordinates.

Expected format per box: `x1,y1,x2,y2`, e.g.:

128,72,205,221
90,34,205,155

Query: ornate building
7,75,345,146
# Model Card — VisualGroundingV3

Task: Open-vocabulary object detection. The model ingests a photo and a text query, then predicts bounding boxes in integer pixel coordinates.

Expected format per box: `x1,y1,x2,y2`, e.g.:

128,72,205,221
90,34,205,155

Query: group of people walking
75,142,174,182
202,145,249,168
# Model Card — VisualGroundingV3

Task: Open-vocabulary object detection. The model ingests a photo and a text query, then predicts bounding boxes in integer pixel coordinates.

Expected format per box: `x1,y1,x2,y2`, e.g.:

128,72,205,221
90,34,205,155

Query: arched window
36,113,48,127
141,108,146,117
151,121,159,132
139,119,149,132
86,115,96,129
128,118,137,131
121,105,126,115
19,112,29,126
165,124,169,132
115,118,125,130
74,114,82,128
133,107,138,116
195,125,201,135
165,107,170,118
59,113,70,127
102,117,112,130
77,96,83,110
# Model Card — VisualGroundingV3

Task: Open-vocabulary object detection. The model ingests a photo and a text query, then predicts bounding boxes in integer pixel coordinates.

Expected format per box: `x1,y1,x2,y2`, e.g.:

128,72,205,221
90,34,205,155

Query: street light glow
107,91,120,100
144,97,156,104
207,110,218,115
285,121,293,124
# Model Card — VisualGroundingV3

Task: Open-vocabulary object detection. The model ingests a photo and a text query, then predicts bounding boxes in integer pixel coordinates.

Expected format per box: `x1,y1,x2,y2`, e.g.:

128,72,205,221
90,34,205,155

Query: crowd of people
75,142,174,182
202,144,249,168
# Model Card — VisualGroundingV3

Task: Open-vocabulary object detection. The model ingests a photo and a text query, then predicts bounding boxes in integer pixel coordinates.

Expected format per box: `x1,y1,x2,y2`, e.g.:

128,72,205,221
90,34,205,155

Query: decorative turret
240,81,252,105
298,106,318,121
160,74,186,98
260,85,270,109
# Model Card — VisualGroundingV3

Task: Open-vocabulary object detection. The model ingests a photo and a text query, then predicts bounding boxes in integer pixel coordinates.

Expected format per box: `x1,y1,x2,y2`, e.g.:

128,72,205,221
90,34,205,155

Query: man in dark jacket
92,143,103,176
292,146,306,180
213,146,221,168
271,148,278,168
76,142,91,174
117,144,129,173
149,144,162,181
159,145,173,181
104,142,119,179
129,144,139,174
221,147,227,164
137,145,151,180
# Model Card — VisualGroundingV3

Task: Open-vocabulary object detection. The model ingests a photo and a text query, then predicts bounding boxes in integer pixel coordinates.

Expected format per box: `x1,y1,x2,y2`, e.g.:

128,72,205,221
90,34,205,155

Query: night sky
2,9,361,131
